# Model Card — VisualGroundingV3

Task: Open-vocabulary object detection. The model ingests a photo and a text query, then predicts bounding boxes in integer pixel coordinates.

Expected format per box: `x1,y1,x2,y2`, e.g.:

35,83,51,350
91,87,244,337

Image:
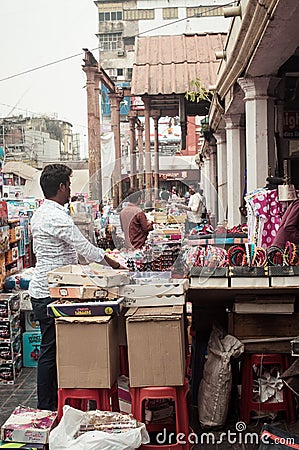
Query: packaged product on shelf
22,331,41,367
0,293,20,319
0,354,22,384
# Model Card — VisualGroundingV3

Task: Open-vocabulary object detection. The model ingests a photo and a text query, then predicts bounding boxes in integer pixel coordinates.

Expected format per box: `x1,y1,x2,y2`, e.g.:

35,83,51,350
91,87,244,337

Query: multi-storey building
95,0,229,84
0,116,80,169
93,1,230,196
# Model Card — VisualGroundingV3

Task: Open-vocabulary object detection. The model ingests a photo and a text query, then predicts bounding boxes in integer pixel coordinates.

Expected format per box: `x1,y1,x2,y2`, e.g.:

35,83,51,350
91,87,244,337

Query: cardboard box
120,279,189,298
56,316,120,388
47,297,124,318
270,276,299,287
20,291,32,311
126,306,185,387
124,294,186,308
0,406,57,444
230,277,270,288
233,295,295,314
47,264,130,287
190,277,229,288
24,311,40,331
49,285,119,300
22,331,41,367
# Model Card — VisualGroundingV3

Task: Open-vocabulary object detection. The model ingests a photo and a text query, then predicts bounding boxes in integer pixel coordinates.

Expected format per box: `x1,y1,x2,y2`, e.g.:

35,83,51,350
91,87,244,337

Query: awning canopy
131,33,227,116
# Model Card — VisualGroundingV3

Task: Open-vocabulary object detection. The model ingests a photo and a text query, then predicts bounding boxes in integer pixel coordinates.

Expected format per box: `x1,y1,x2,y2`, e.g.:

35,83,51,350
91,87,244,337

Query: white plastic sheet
49,406,150,450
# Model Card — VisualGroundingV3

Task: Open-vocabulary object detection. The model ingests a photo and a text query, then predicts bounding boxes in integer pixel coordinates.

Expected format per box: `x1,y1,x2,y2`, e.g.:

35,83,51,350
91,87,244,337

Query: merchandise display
1,406,57,444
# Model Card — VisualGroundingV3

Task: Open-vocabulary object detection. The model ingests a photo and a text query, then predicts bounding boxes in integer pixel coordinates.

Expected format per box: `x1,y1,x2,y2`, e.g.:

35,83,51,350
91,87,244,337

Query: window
163,8,178,20
127,67,133,80
187,6,223,18
99,33,122,51
117,68,123,76
123,9,155,20
99,10,122,21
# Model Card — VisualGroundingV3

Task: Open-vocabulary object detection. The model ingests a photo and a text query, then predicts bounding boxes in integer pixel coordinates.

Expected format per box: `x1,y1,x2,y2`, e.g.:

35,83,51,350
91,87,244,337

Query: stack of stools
126,305,191,450
239,353,296,423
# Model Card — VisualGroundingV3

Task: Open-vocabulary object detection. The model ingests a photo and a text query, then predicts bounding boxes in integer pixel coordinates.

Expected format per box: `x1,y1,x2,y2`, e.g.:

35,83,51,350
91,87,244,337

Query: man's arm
50,218,126,269
138,211,154,232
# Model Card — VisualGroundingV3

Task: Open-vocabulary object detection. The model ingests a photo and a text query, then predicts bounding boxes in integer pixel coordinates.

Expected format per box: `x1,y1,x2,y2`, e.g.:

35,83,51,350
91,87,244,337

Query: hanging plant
185,78,212,103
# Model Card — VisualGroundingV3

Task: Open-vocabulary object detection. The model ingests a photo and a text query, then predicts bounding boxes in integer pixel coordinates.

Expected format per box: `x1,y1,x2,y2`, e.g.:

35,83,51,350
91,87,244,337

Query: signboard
101,82,131,116
159,170,198,181
283,111,299,138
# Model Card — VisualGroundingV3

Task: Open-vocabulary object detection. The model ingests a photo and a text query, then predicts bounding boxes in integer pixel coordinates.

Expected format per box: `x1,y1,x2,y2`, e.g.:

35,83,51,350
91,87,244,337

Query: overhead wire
0,1,236,83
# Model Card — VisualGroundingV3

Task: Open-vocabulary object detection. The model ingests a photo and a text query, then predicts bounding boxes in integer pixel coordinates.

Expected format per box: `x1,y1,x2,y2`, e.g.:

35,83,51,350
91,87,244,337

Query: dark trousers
31,296,57,410
185,220,201,234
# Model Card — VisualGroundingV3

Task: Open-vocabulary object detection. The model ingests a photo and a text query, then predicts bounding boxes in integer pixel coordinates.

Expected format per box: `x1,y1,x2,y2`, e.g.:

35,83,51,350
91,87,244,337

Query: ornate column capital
224,113,245,129
238,76,281,101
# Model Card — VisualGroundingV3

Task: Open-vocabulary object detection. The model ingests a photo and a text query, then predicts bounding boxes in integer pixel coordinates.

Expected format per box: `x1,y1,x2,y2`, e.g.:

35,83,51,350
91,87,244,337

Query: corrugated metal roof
131,33,227,96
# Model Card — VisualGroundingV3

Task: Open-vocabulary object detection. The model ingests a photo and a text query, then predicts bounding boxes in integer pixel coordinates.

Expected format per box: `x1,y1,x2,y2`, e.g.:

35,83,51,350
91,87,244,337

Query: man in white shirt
28,164,125,411
177,184,203,233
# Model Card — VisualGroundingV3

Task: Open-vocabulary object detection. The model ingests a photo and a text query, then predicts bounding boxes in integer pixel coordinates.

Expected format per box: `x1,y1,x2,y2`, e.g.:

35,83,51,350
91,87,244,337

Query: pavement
0,367,37,427
0,368,299,449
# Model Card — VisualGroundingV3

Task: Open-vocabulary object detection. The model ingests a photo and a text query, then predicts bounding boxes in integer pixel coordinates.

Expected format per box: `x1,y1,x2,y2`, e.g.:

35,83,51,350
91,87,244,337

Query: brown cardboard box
55,316,119,388
126,306,185,387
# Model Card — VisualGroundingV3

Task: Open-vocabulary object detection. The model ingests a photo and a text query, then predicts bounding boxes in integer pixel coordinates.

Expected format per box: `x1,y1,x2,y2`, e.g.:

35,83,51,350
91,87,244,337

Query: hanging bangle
114,262,120,269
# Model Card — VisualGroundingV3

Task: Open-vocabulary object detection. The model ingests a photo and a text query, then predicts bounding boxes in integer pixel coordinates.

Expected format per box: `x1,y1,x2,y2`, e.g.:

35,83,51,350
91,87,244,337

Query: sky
0,1,99,155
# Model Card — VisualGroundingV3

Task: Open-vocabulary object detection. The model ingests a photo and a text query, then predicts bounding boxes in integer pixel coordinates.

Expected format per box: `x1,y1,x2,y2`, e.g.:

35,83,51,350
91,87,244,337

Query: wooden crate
228,312,299,353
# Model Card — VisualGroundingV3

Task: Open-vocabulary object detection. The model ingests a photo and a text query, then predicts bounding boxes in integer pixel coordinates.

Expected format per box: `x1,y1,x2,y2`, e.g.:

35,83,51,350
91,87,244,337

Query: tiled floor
0,367,37,427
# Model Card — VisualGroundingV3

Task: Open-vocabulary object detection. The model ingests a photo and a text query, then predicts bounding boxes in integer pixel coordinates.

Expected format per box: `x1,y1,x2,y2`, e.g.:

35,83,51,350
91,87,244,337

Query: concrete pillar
143,96,152,204
208,136,218,225
214,130,227,223
137,122,144,189
94,73,102,201
202,152,211,214
152,114,160,199
224,114,245,227
128,114,137,188
110,92,123,205
238,77,280,192
82,65,98,200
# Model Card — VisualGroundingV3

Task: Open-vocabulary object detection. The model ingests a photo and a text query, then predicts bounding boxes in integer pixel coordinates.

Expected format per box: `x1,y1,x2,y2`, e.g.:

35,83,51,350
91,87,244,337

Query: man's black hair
40,164,72,198
127,188,142,204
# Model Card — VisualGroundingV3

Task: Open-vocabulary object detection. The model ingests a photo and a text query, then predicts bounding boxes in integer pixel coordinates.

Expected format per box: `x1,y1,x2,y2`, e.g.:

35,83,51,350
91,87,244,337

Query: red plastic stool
120,345,129,377
240,353,296,424
130,379,190,450
57,382,119,422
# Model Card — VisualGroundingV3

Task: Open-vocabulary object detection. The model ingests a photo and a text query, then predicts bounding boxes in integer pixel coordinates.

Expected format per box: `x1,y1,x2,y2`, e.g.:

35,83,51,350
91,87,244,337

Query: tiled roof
131,33,227,96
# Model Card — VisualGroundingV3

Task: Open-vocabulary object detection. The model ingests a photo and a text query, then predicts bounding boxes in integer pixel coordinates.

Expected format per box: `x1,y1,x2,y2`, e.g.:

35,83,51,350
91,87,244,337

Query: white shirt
28,199,105,299
187,193,203,224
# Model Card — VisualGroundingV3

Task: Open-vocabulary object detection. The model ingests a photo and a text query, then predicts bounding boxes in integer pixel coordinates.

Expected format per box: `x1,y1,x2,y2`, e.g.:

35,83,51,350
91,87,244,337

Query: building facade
0,116,80,169
205,0,299,227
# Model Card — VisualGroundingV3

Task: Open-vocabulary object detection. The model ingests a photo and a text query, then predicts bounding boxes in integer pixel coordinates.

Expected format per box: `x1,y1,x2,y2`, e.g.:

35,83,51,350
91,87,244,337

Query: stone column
214,130,227,223
143,96,152,204
137,122,144,189
94,73,102,201
110,92,123,205
152,113,160,199
208,136,218,225
202,151,211,215
238,77,280,192
224,114,245,227
82,65,98,200
128,113,137,188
